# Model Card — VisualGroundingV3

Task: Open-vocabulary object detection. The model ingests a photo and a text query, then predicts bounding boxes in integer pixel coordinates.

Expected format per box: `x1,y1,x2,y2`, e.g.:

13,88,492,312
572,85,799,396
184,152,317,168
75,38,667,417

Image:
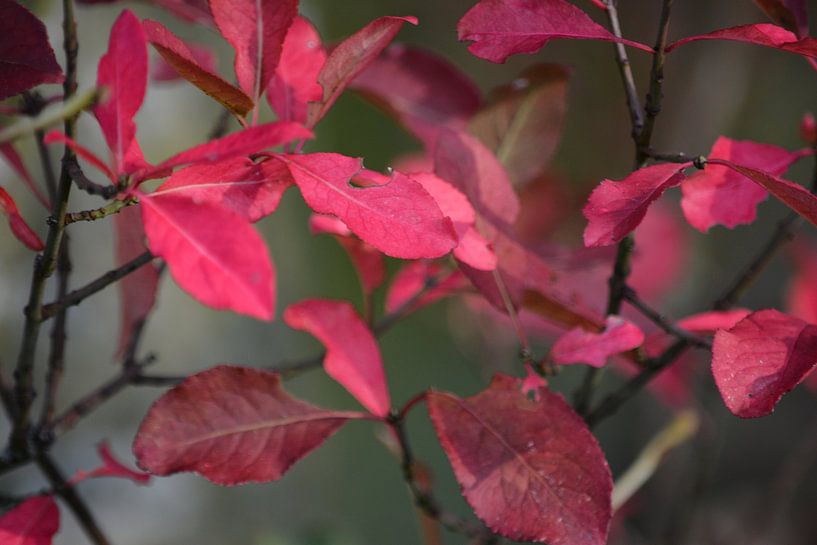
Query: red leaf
133,365,363,484
0,495,59,545
409,171,496,271
308,214,385,294
583,162,690,248
385,261,467,315
94,10,148,175
151,35,217,81
147,121,311,176
351,44,481,147
279,153,457,259
143,19,253,117
666,23,817,59
0,187,44,251
469,64,570,187
43,131,115,182
307,16,418,127
151,157,291,222
676,309,752,335
681,138,806,232
284,299,390,417
551,316,645,368
787,242,817,325
755,0,809,37
0,0,63,100
435,129,520,226
210,0,297,100
114,206,159,355
709,159,817,228
73,441,151,485
712,309,817,417
1,143,49,208
267,16,326,125
427,374,613,545
140,193,275,319
457,0,651,64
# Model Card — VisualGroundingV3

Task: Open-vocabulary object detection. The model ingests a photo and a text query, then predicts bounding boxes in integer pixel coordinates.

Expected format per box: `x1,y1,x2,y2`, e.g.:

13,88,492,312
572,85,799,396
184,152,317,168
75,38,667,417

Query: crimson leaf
666,23,817,59
134,365,364,484
552,316,645,368
0,495,59,545
0,187,44,251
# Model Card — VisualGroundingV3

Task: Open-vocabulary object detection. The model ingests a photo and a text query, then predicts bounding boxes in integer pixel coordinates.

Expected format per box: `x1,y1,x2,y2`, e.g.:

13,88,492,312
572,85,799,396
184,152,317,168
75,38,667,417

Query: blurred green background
3,0,817,544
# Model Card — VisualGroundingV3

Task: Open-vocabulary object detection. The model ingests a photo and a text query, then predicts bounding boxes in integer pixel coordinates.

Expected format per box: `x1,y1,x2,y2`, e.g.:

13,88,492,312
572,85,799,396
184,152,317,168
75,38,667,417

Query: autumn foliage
2,0,817,544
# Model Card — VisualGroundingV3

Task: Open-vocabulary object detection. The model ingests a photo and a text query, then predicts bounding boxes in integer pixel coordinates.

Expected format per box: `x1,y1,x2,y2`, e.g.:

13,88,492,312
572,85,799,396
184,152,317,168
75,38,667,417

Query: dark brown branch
623,286,712,350
64,157,119,198
603,0,644,137
40,251,154,320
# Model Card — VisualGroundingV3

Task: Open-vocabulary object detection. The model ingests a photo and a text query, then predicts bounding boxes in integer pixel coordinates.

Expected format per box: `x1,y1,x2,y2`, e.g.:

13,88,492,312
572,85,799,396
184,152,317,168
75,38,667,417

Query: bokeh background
3,0,817,543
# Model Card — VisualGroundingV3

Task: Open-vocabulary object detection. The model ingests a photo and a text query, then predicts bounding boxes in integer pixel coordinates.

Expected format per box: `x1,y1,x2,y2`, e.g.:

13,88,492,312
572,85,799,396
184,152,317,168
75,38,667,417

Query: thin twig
63,197,134,224
64,157,119,198
40,251,154,320
623,286,711,350
604,0,644,137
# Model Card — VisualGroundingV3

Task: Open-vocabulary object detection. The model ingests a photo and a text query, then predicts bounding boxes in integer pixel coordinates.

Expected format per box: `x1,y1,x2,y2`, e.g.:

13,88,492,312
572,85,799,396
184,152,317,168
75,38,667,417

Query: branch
40,251,154,320
603,0,644,137
64,157,119,198
623,286,711,350
0,88,100,145
63,197,134,225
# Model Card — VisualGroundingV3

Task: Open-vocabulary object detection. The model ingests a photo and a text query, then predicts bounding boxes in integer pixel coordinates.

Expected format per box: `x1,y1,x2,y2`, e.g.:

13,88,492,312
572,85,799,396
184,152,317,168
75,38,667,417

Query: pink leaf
147,121,312,176
787,242,817,325
284,299,390,417
42,131,115,182
385,261,467,315
681,138,807,231
712,309,817,418
755,0,809,38
151,157,292,222
0,495,59,545
94,10,148,175
676,309,752,335
351,44,481,147
279,153,457,259
435,129,520,226
307,16,418,127
552,316,645,368
0,0,63,100
583,162,690,247
709,159,817,228
457,0,651,64
114,206,159,355
209,0,298,99
308,215,385,294
267,16,326,125
140,193,275,320
143,19,254,117
0,143,48,208
428,374,613,545
469,64,570,187
666,23,817,59
133,365,363,484
73,441,151,485
0,187,44,251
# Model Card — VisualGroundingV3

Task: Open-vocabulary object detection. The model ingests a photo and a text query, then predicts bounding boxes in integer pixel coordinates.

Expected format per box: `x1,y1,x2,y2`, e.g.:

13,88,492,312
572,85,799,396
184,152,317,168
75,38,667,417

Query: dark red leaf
583,162,690,247
470,64,569,187
755,0,809,37
309,214,385,294
210,0,297,99
152,36,216,82
0,0,63,100
457,0,651,64
94,10,148,175
712,309,817,417
151,157,292,222
146,121,311,176
143,19,253,117
428,374,613,545
681,138,807,232
385,261,467,314
351,44,481,147
133,365,363,484
285,299,390,416
139,193,275,319
709,159,817,228
114,206,159,356
72,441,151,484
0,187,44,251
307,16,418,127
0,495,59,545
267,16,326,125
279,153,457,259
552,316,645,368
666,23,817,59
435,129,520,226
